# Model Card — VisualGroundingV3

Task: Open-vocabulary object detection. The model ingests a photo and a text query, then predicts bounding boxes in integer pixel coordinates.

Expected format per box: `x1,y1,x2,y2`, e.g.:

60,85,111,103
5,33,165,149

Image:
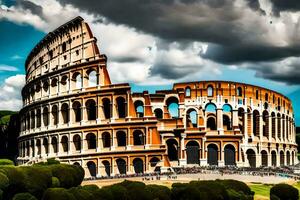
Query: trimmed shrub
0,159,14,166
145,184,171,200
104,184,130,200
270,184,299,200
218,179,253,195
47,159,60,165
190,180,229,200
68,187,93,200
42,188,76,200
116,180,152,200
51,177,60,188
171,183,209,200
12,192,38,200
49,164,84,188
0,172,9,190
81,184,99,191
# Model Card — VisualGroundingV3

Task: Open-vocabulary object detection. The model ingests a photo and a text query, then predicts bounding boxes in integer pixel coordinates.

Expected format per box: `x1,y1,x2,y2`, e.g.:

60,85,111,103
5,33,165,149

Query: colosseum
18,17,298,178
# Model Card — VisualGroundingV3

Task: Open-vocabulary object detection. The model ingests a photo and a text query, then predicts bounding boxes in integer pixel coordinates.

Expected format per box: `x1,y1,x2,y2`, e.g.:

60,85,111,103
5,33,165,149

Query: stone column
216,108,223,135
232,109,239,130
244,111,248,142
179,134,186,166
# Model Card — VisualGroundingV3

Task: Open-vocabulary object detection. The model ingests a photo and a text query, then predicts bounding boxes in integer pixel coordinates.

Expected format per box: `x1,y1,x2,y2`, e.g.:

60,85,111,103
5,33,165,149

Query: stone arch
51,78,58,93
30,110,35,129
246,149,256,168
237,87,242,97
60,75,68,92
207,143,218,166
87,161,97,177
224,144,236,166
36,139,41,155
280,150,284,166
87,70,97,87
134,100,144,118
116,158,126,175
186,141,200,164
36,109,41,128
73,72,82,89
43,107,49,126
61,136,68,152
102,132,111,148
133,158,144,174
116,96,126,118
86,99,97,120
166,139,178,161
51,105,58,125
205,103,216,113
207,115,217,131
262,110,269,138
102,98,111,119
61,103,69,124
271,112,275,138
185,87,191,97
133,130,144,145
102,160,110,176
292,151,295,165
154,108,163,119
207,85,213,96
253,110,260,137
51,137,58,153
277,113,281,140
287,151,290,166
149,157,160,168
223,114,232,131
238,108,244,133
116,131,126,147
73,134,81,151
166,97,179,118
186,108,197,128
261,150,268,166
72,101,81,122
43,138,49,154
271,151,277,166
43,80,49,93
86,133,96,149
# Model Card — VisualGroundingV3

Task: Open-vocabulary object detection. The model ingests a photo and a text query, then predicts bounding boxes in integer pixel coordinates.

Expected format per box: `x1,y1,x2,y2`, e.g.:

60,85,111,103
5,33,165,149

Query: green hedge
0,159,14,166
42,188,76,200
12,192,38,200
270,183,299,200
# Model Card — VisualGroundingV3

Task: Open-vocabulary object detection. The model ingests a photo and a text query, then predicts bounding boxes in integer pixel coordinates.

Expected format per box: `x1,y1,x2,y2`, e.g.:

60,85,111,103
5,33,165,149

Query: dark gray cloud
17,0,43,17
270,0,300,16
56,0,300,85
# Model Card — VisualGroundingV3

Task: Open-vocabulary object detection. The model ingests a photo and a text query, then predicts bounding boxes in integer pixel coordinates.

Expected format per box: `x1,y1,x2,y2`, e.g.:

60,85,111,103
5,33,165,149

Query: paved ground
82,173,296,188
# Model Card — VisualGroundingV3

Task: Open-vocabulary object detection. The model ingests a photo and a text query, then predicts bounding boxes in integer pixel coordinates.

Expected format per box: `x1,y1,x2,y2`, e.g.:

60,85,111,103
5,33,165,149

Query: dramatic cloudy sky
0,0,300,125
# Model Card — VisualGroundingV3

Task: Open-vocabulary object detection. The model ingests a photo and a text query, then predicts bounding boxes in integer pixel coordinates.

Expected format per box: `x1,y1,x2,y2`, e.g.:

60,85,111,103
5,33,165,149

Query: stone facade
18,17,298,178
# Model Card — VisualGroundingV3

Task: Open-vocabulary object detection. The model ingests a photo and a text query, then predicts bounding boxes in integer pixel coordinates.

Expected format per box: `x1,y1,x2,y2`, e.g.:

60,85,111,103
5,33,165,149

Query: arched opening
102,98,111,119
277,113,281,140
134,100,144,117
116,131,126,147
237,87,242,97
102,132,111,148
88,70,97,87
186,109,197,128
205,103,216,112
72,101,81,122
87,161,97,177
261,150,268,166
61,75,68,92
43,107,49,126
207,144,218,166
74,73,82,89
271,151,277,166
36,109,41,128
166,97,179,118
43,80,49,93
186,141,200,164
150,157,160,168
262,111,269,138
86,133,96,149
73,134,81,151
51,105,58,125
207,116,217,130
280,151,284,166
62,42,66,52
116,158,126,174
36,139,41,155
51,137,58,153
116,97,126,118
73,162,80,166
166,139,178,161
223,115,231,131
185,87,191,97
102,160,110,177
246,149,256,168
292,151,295,165
86,99,97,120
61,136,68,152
61,103,69,124
253,110,260,137
271,112,275,138
51,78,58,94
30,111,35,129
43,138,48,154
224,144,236,166
154,108,163,119
287,151,290,166
207,85,213,97
133,130,144,145
133,158,144,174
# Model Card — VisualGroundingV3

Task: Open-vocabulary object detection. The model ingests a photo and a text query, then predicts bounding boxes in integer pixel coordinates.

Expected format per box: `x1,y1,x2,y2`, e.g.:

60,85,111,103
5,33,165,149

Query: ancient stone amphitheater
18,17,298,178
